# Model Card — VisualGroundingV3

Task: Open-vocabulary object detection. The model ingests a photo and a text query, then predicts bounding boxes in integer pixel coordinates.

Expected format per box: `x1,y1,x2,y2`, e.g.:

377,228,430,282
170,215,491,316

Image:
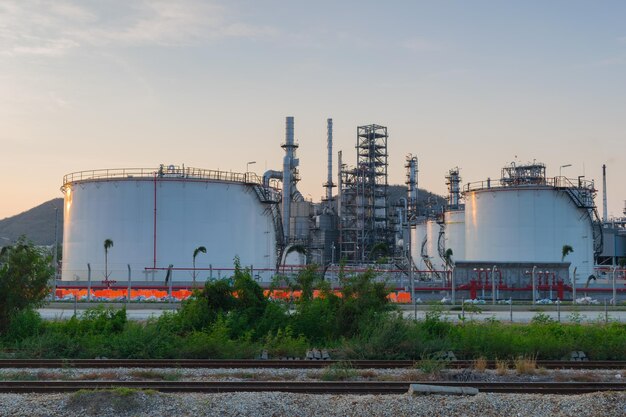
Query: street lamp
246,161,256,172
559,164,572,177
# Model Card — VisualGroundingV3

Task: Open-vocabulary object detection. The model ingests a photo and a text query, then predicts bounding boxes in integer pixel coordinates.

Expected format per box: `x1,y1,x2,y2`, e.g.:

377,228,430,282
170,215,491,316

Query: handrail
63,166,266,188
464,176,596,193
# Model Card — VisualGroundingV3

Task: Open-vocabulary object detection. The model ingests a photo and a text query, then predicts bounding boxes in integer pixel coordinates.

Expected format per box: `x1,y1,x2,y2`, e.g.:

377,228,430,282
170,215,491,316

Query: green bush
263,326,308,358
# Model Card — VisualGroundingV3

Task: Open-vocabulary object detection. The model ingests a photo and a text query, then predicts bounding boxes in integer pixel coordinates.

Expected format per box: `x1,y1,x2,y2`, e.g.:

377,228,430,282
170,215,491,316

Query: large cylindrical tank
409,220,427,270
426,219,444,270
61,167,277,282
465,186,595,277
443,209,465,262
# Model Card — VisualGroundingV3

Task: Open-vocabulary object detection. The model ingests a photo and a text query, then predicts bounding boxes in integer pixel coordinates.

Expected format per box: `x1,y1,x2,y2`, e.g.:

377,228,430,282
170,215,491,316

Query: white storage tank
464,163,598,278
443,209,465,262
61,166,278,282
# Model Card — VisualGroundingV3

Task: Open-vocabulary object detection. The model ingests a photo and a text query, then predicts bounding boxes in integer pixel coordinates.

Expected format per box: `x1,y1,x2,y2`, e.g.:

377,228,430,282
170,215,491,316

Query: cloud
0,0,277,56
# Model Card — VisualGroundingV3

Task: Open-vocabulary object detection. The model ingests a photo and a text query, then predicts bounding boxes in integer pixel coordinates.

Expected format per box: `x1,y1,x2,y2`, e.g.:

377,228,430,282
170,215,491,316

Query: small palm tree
104,239,114,281
192,246,207,287
443,248,454,268
561,244,574,262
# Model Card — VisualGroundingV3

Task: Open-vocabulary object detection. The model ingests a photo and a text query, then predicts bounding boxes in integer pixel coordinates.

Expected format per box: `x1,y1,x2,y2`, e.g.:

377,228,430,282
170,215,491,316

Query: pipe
572,267,577,303
491,265,496,305
602,164,608,222
282,116,297,243
612,266,617,306
532,265,537,304
337,150,343,219
292,188,305,202
263,170,283,188
153,173,157,268
326,118,333,201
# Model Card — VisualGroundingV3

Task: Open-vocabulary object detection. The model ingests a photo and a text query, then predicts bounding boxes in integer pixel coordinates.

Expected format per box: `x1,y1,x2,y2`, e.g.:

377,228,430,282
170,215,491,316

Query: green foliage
3,308,43,343
321,361,357,381
561,244,574,262
417,356,447,374
0,237,52,333
531,312,555,325
263,326,308,358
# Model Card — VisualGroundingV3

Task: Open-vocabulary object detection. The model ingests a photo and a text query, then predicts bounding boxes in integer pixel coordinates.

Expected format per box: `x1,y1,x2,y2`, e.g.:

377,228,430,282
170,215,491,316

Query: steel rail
0,359,622,369
0,359,625,369
0,381,625,395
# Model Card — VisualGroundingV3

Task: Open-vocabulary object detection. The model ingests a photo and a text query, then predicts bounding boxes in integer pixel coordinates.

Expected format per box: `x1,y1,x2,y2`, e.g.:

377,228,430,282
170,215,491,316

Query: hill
0,198,63,246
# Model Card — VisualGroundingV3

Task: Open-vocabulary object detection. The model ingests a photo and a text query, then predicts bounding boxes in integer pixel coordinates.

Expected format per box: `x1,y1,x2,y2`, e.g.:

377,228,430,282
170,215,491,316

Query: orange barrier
54,287,413,303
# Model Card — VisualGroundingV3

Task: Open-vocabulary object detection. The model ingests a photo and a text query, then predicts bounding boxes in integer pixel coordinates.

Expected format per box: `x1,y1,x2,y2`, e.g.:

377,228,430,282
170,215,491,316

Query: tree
561,244,574,262
192,246,207,288
443,248,454,268
0,237,52,332
104,239,114,281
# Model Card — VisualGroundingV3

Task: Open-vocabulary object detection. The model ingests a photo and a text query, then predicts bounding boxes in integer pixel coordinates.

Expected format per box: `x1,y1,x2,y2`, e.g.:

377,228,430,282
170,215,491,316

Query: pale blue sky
1,1,625,218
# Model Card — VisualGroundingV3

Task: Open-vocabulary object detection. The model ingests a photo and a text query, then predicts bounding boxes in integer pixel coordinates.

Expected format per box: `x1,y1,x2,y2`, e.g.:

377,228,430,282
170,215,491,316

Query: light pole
246,161,256,172
559,164,572,177
53,206,59,275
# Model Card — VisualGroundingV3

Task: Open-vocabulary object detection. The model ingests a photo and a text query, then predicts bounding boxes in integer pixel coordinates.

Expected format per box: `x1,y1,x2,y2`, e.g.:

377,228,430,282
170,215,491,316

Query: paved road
401,308,626,323
38,308,174,321
38,305,626,324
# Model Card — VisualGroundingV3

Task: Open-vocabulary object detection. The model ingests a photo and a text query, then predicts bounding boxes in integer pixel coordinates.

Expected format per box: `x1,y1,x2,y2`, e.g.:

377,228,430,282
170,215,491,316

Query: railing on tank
464,176,596,194
62,166,267,187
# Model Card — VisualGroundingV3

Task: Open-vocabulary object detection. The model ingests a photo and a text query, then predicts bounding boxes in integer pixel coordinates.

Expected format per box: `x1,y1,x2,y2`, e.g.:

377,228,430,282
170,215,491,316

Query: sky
1,0,625,220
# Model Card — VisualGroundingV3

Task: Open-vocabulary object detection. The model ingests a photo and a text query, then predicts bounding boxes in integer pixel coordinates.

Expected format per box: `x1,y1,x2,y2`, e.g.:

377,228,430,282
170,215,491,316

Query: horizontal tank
61,166,277,282
464,164,596,278
443,209,465,263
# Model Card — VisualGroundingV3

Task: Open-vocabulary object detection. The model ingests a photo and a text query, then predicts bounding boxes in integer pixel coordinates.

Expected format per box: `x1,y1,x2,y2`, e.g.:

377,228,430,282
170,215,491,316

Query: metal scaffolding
339,124,390,262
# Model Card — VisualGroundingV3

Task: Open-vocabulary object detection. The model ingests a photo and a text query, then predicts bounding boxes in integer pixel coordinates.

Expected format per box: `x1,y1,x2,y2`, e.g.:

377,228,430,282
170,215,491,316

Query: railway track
0,359,625,369
0,380,625,394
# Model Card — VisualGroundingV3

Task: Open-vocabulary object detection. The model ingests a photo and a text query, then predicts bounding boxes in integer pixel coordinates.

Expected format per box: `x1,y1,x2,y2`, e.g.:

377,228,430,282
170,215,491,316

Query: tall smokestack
602,164,608,222
405,155,418,220
325,118,334,202
282,116,298,243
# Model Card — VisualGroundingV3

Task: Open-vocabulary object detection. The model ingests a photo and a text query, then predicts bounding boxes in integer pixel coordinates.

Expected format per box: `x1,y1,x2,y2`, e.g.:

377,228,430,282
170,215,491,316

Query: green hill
0,198,63,246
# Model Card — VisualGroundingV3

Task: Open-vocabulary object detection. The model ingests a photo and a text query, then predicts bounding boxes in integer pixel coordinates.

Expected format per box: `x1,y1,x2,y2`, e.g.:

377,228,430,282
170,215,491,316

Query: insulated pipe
602,164,608,222
263,170,283,188
326,118,333,201
337,150,343,219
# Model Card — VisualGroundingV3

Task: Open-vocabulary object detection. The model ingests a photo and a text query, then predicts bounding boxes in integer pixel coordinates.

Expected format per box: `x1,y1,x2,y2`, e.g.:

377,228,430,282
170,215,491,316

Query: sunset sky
1,0,625,219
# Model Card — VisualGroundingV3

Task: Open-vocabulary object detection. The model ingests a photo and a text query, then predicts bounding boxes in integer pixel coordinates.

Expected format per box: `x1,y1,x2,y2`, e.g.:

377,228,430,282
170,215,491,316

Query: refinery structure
60,117,626,300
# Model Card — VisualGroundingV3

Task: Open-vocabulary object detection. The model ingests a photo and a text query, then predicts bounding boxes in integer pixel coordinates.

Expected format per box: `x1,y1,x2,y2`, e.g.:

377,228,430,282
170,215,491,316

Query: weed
495,359,509,375
321,361,357,381
358,370,377,379
129,370,182,381
514,356,537,375
473,357,487,373
66,388,156,414
0,371,37,381
417,356,447,375
76,372,117,380
531,313,554,325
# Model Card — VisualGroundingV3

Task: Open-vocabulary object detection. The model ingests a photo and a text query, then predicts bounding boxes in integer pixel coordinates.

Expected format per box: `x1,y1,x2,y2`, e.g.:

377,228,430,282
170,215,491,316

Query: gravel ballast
1,391,625,417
